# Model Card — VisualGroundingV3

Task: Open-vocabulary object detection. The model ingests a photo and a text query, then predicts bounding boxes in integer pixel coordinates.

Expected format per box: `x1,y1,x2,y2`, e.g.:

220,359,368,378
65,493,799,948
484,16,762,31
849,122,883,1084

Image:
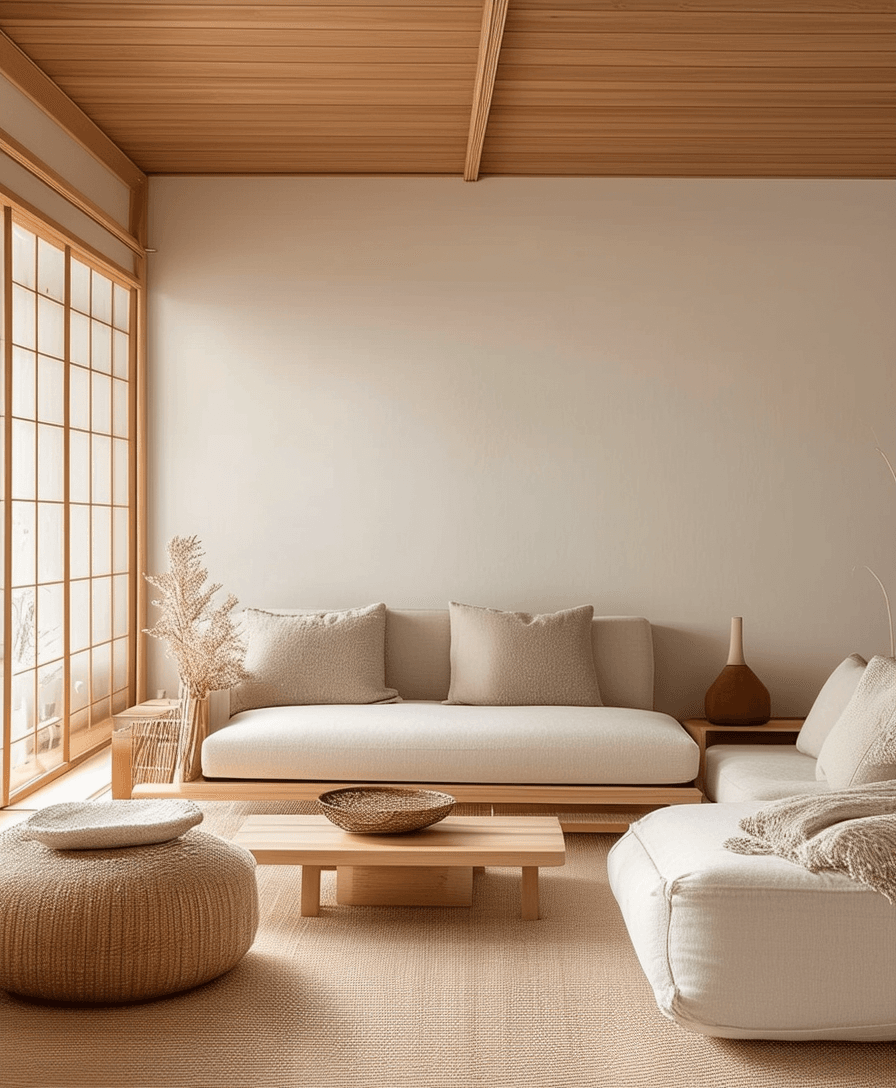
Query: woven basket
317,787,456,834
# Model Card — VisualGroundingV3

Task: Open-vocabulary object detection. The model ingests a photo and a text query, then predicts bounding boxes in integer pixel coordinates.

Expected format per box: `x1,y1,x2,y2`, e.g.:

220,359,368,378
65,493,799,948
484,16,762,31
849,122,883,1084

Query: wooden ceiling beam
0,29,144,189
464,0,509,181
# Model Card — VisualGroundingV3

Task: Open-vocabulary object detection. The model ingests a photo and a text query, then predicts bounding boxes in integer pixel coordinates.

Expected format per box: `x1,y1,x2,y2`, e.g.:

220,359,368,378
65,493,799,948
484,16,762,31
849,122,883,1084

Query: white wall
146,177,896,717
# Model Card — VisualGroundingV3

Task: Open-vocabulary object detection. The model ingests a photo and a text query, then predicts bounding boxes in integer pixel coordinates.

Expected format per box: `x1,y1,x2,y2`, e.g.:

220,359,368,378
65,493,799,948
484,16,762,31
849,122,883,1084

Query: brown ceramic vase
704,616,771,726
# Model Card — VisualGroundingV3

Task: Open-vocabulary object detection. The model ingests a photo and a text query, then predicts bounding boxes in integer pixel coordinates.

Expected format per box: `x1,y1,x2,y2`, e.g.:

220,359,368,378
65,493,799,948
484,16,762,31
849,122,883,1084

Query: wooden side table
112,698,181,732
681,718,804,794
112,699,182,790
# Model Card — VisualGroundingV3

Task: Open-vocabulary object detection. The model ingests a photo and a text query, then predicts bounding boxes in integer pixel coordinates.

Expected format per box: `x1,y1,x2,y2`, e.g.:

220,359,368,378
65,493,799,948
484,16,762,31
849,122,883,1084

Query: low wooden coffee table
233,814,566,920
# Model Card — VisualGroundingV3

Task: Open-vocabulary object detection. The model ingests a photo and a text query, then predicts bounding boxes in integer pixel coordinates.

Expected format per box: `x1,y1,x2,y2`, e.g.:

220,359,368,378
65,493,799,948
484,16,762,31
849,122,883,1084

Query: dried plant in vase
144,535,247,781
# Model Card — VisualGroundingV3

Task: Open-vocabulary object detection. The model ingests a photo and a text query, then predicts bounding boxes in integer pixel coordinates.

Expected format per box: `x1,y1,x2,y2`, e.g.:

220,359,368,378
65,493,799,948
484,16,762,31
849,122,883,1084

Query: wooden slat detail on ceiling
482,2,896,176
0,0,893,177
0,1,483,174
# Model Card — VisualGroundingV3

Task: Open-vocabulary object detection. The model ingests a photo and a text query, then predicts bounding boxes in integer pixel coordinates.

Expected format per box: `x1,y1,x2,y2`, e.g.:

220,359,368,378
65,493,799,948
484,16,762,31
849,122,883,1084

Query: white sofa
609,652,896,1040
115,610,702,818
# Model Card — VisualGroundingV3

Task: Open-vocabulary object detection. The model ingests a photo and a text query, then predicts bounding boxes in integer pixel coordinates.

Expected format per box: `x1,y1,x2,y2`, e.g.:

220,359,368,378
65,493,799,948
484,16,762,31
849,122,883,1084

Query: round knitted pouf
0,825,259,1004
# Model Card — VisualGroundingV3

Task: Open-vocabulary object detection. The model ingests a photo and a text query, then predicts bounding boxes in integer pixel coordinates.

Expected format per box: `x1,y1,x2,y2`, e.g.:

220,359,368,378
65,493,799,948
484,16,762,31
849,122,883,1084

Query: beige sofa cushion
796,653,867,758
816,655,896,789
230,603,399,713
444,602,602,706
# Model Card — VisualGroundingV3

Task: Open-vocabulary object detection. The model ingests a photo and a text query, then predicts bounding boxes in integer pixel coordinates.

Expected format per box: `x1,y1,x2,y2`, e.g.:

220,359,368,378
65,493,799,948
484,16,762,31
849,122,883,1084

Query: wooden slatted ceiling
485,0,896,176
0,0,893,178
0,1,483,174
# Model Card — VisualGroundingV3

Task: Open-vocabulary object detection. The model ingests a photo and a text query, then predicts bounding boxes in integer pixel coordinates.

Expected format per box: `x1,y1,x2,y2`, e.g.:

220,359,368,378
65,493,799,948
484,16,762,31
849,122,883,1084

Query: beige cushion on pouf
0,824,259,1004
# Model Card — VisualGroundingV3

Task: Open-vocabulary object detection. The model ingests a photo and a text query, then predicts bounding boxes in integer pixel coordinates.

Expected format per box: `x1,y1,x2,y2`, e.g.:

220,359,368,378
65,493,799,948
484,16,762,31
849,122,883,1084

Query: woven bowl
317,787,456,834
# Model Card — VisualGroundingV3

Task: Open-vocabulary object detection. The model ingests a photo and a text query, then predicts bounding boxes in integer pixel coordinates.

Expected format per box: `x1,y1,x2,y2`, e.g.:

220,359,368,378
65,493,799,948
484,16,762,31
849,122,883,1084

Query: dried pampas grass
144,535,247,700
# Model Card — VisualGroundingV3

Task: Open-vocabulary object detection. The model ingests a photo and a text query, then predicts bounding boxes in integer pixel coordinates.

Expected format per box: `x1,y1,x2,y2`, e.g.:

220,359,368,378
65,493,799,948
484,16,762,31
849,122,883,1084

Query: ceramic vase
704,617,771,725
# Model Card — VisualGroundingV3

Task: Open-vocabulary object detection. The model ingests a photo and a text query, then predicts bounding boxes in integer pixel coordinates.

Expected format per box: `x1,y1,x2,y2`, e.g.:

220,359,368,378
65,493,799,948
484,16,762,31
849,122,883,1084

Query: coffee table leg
521,866,540,920
301,865,322,917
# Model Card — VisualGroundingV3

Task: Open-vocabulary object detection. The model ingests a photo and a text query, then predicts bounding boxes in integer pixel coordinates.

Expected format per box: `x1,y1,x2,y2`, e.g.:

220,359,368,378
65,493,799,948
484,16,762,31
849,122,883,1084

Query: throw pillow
796,653,867,758
816,655,896,788
444,601,603,707
230,603,399,713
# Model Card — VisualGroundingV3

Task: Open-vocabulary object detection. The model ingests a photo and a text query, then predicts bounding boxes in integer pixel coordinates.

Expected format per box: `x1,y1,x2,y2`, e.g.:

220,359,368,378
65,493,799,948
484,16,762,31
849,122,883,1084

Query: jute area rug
1,801,893,1088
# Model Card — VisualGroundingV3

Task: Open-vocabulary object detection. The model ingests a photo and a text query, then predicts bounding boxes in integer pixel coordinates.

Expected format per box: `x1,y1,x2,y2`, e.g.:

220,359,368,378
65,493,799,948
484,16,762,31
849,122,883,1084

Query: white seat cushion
607,802,896,1040
704,744,831,802
202,701,699,785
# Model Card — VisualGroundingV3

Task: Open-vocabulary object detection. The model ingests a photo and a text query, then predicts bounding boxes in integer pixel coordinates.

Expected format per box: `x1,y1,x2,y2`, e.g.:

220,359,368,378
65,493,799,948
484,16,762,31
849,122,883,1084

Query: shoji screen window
5,220,134,801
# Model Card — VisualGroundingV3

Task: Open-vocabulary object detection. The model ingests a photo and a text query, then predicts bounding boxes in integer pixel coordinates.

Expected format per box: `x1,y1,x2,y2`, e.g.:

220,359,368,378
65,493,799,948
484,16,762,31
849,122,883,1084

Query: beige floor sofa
114,609,702,826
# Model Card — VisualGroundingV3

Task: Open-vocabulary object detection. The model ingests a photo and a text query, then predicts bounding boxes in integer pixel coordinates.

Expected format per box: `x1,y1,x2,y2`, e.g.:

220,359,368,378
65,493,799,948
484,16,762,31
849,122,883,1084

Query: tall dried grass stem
860,566,895,660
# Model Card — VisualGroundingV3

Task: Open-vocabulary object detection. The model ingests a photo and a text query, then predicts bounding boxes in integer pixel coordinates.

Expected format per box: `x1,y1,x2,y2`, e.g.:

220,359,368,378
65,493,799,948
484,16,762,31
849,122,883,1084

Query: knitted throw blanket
724,780,896,903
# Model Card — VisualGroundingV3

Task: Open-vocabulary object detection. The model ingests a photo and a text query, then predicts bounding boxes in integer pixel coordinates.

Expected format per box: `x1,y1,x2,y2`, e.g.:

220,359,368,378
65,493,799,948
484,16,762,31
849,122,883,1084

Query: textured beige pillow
230,603,399,713
444,602,602,706
816,655,896,788
797,653,867,758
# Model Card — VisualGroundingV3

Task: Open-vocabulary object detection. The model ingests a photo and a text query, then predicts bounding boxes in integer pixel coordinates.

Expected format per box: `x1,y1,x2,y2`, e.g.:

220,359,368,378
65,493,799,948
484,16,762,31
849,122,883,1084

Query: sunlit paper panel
38,356,65,425
92,575,112,645
12,284,36,349
91,506,112,575
12,225,36,288
70,651,90,711
37,425,64,502
70,260,91,314
37,502,64,584
91,434,111,505
37,582,64,664
92,371,112,434
92,641,112,701
37,238,64,302
91,320,111,374
12,347,35,419
91,271,113,324
70,578,91,653
70,505,90,579
69,431,90,504
37,296,65,359
11,420,35,500
70,311,90,368
11,501,35,587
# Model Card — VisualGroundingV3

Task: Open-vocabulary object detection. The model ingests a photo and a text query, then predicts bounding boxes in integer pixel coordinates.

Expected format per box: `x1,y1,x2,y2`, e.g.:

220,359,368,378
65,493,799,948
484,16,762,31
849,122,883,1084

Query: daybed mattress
201,701,700,784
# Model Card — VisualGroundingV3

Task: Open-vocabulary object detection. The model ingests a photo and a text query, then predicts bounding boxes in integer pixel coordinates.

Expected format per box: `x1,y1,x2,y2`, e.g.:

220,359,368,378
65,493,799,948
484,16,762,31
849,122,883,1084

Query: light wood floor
0,748,112,830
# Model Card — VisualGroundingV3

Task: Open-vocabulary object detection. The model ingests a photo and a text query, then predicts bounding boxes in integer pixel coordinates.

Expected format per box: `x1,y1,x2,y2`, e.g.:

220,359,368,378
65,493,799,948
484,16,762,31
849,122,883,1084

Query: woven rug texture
1,800,893,1088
